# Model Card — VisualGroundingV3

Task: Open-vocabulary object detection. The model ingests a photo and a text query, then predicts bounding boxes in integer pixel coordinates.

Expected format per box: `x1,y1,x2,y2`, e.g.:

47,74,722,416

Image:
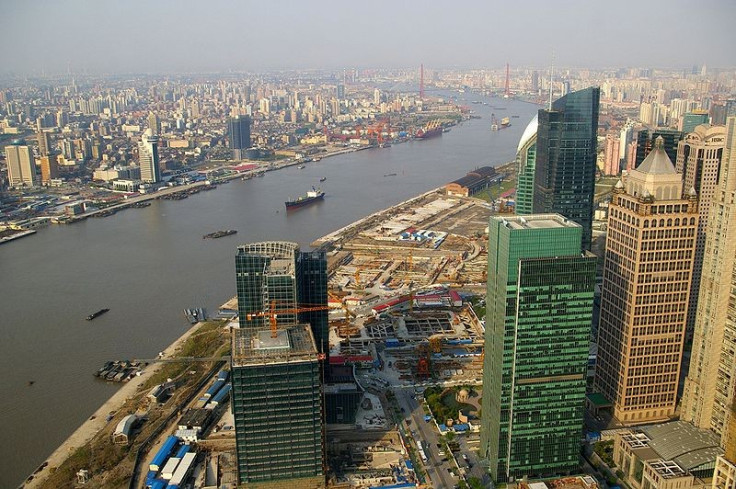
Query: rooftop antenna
549,51,555,110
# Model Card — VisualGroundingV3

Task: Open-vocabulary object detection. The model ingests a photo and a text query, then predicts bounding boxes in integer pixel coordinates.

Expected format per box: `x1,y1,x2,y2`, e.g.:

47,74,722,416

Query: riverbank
23,321,204,488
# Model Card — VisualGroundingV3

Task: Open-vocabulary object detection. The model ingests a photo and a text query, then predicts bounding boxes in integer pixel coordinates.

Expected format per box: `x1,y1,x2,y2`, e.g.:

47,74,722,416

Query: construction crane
246,300,330,338
328,291,357,320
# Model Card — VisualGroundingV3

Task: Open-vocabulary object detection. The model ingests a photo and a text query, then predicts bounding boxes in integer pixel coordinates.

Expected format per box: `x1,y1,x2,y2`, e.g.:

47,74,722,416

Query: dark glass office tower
235,242,328,356
232,242,327,487
231,325,325,487
635,128,683,169
298,250,329,360
533,87,600,250
228,115,251,160
480,214,596,483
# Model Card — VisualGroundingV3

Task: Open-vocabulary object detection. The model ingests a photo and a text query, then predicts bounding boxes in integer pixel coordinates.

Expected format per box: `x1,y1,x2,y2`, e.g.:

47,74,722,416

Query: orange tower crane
246,301,330,339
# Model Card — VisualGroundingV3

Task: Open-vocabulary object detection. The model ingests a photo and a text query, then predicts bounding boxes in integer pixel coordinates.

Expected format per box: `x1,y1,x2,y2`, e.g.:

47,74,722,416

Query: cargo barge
203,229,237,239
86,308,110,321
285,188,324,210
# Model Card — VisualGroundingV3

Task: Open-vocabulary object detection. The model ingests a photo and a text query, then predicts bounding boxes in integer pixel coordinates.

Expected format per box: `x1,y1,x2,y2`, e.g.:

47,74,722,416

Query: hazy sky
3,0,735,74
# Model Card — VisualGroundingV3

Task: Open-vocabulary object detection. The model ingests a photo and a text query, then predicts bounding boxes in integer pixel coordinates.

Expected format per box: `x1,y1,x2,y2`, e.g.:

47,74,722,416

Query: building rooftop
636,137,677,175
637,421,723,472
649,460,688,479
498,213,581,230
232,324,318,365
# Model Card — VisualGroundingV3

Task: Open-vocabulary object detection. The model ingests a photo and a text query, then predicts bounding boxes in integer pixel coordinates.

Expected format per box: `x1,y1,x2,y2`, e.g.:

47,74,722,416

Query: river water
0,94,537,486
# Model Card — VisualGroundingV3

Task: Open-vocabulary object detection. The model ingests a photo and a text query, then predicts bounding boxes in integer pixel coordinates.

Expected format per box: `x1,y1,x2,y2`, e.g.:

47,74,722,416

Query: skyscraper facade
231,325,324,487
605,134,621,176
681,117,736,443
297,250,329,361
481,214,596,482
713,399,736,489
5,141,37,187
138,129,160,183
675,124,726,337
635,129,684,169
595,138,698,425
37,130,51,157
232,242,327,487
681,110,710,134
532,87,600,250
39,154,59,184
234,241,328,356
515,115,538,215
228,115,251,160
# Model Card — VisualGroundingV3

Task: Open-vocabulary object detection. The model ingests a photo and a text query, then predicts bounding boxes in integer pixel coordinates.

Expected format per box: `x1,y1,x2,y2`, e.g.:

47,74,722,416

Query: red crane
420,64,425,100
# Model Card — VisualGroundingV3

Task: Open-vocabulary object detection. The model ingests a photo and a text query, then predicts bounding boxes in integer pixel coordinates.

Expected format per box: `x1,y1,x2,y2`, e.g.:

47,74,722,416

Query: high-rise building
232,242,327,487
227,115,251,161
138,129,160,183
37,130,51,157
619,121,636,170
515,115,538,214
531,71,539,93
297,250,329,361
595,137,699,425
675,124,726,338
5,140,37,187
336,84,345,99
480,214,596,482
635,129,684,169
713,399,736,489
605,134,621,176
231,325,324,487
147,111,160,135
39,154,59,184
681,110,710,134
234,242,327,354
532,86,600,250
681,117,736,443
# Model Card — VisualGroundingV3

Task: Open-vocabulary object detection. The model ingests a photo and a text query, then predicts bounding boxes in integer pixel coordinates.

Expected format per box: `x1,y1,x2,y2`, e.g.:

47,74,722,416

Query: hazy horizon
2,0,735,75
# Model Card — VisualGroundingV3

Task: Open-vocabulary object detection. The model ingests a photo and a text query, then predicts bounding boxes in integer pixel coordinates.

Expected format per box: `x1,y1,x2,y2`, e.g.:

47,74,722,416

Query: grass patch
424,386,477,422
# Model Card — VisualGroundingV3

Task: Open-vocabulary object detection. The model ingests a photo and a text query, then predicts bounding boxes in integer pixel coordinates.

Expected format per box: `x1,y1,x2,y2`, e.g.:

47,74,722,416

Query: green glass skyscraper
532,87,600,250
480,214,596,483
232,242,327,487
515,115,538,215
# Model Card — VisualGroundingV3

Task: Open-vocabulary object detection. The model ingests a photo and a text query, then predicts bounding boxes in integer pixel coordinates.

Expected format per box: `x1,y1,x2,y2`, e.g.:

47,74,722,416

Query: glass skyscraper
532,87,600,250
232,242,327,487
228,115,251,160
634,128,684,169
515,115,538,215
481,214,596,482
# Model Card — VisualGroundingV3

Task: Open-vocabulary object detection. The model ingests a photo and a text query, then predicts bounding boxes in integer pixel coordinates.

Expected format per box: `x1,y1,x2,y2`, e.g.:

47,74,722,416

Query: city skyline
2,0,735,75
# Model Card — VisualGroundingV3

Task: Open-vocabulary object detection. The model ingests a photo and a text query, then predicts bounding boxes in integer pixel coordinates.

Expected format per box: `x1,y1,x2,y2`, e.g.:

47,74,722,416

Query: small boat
320,177,327,182
203,229,237,239
86,309,110,321
298,165,306,169
384,173,398,177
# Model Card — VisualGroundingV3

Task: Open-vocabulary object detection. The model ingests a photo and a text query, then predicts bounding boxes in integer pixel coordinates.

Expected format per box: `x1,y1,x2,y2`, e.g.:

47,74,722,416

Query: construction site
313,188,492,387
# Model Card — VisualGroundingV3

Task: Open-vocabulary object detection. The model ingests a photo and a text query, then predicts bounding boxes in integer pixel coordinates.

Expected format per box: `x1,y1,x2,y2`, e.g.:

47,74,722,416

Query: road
393,386,457,489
